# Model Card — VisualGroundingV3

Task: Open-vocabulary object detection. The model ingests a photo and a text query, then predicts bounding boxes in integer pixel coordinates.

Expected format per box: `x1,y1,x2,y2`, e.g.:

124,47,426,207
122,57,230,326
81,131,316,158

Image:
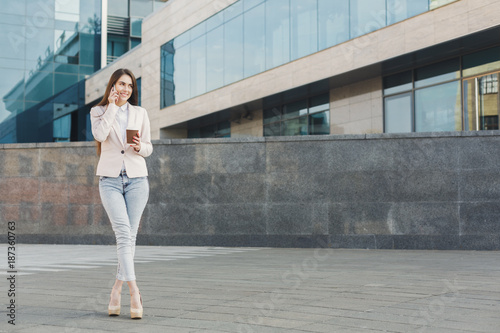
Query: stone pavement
0,244,499,333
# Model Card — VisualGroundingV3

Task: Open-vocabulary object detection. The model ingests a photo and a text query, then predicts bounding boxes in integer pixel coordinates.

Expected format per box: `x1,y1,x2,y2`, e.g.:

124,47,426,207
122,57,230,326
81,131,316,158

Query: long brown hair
95,68,139,155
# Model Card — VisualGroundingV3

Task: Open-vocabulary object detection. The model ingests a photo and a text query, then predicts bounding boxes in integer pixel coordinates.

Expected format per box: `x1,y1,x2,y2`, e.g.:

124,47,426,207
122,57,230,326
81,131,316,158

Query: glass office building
158,0,470,138
384,47,500,133
161,0,442,108
0,0,166,143
76,0,500,140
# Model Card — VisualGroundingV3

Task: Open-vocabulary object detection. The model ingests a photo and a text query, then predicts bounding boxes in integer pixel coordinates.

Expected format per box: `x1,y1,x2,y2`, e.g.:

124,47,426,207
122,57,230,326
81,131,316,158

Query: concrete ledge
4,130,500,150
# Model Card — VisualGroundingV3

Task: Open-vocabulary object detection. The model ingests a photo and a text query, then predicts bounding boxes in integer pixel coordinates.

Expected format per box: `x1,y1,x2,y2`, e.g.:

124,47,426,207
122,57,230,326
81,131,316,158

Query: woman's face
114,74,133,104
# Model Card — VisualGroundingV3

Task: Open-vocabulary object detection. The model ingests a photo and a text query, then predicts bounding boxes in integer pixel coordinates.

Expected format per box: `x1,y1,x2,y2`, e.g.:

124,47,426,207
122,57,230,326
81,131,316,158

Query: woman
90,68,153,319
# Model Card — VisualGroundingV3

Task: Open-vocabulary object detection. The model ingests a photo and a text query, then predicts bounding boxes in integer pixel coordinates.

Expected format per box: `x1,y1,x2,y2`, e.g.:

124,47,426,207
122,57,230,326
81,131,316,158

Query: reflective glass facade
263,93,330,136
106,0,165,63
161,0,445,108
0,0,164,143
0,0,102,143
383,46,500,133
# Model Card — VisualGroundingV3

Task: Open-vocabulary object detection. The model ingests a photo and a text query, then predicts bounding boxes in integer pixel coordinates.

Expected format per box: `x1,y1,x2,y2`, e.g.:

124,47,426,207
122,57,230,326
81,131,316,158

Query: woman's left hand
130,132,141,152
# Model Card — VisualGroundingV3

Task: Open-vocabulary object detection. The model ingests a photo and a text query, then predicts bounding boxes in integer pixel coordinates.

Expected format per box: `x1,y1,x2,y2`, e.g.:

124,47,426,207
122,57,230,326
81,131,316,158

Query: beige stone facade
85,0,500,139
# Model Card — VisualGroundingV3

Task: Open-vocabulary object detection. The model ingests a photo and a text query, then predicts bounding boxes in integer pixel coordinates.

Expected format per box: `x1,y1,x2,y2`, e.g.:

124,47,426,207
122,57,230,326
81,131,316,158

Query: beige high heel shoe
108,291,121,316
130,292,143,319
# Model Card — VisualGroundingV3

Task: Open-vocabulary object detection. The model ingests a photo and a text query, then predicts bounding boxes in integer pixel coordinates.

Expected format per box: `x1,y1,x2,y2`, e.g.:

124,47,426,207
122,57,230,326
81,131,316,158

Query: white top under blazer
90,103,153,178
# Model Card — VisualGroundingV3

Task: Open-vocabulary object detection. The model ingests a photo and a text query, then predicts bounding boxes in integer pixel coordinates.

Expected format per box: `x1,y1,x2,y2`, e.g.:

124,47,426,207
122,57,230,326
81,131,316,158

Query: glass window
206,11,224,32
79,33,97,66
463,46,500,78
282,117,307,136
187,128,200,138
108,0,128,17
430,0,459,10
25,28,53,61
53,114,71,142
206,25,224,91
244,3,265,77
131,18,142,37
79,0,102,34
79,65,94,75
350,0,386,39
263,106,281,125
25,71,53,102
387,0,428,25
415,58,460,88
263,92,330,137
174,31,191,49
0,68,24,102
131,38,141,49
200,123,216,138
384,93,412,133
224,0,243,22
309,111,330,135
54,73,78,95
188,121,232,138
384,71,412,95
55,0,80,22
190,35,206,97
107,35,128,58
224,15,243,85
291,0,318,60
216,121,231,137
130,0,154,17
266,0,290,69
415,81,461,132
264,122,281,136
161,42,175,108
244,0,265,11
54,63,79,74
0,12,25,26
173,44,191,103
318,0,349,50
309,94,330,113
463,73,499,131
0,0,25,15
190,21,206,41
137,77,141,106
0,23,26,59
283,100,308,120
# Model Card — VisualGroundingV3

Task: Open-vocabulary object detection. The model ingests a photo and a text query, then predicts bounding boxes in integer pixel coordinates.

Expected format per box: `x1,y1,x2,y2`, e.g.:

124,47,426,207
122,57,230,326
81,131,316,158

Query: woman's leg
109,279,123,307
99,176,137,281
123,176,149,310
123,176,149,269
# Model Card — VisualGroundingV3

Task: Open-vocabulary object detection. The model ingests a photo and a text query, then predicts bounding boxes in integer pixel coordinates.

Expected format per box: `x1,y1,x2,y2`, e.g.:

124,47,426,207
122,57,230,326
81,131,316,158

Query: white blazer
90,103,153,178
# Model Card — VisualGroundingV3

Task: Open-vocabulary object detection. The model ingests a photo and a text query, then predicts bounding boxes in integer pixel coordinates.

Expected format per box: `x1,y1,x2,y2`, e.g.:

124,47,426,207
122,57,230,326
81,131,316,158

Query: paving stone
1,245,499,332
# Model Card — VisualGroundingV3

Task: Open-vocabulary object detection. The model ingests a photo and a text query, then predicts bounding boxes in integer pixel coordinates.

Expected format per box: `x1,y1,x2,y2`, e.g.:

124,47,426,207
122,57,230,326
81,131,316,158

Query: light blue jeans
99,171,149,281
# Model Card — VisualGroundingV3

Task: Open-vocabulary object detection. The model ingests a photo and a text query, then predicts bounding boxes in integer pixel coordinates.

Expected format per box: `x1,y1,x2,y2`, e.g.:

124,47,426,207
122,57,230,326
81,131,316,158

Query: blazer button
121,150,124,154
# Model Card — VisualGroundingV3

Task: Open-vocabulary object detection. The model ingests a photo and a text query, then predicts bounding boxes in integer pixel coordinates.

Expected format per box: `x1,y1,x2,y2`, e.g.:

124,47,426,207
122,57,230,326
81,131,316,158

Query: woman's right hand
108,86,118,105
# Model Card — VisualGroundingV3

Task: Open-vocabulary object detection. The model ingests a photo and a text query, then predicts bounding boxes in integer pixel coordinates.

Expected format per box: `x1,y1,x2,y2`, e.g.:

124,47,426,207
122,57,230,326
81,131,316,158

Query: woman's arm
90,104,118,142
136,109,153,158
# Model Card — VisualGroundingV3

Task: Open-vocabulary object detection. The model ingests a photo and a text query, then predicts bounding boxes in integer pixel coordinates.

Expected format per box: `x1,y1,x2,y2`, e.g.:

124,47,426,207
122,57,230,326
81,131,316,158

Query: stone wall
1,132,500,249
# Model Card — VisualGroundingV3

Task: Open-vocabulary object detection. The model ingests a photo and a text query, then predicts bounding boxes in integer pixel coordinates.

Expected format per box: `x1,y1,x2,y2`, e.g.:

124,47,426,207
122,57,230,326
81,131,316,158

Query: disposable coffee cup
126,129,139,144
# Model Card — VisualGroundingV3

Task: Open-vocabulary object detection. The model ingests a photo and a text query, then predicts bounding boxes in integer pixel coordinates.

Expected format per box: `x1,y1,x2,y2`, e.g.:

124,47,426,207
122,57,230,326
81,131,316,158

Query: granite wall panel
1,133,500,249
